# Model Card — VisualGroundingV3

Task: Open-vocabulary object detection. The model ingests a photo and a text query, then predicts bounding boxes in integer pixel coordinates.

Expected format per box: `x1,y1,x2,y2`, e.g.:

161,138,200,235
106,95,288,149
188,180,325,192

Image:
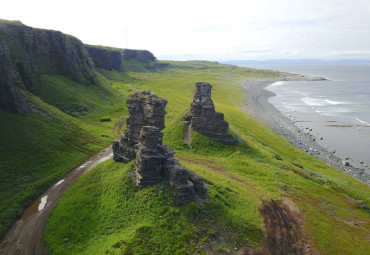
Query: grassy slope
0,74,132,238
43,62,369,254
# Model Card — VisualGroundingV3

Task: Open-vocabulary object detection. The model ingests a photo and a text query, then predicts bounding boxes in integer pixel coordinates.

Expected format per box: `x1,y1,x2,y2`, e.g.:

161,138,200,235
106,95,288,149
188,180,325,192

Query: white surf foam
270,81,285,87
323,99,349,105
301,97,326,106
355,117,370,126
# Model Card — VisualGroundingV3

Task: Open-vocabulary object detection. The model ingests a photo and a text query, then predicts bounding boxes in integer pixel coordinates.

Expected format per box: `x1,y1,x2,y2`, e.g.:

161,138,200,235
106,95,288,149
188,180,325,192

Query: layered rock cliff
0,20,97,114
122,49,155,62
85,45,122,71
113,90,167,162
85,46,159,73
113,90,207,202
184,81,236,144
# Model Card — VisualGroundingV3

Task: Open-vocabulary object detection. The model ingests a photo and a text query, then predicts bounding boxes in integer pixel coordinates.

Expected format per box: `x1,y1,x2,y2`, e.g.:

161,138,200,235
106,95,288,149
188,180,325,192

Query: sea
250,65,370,173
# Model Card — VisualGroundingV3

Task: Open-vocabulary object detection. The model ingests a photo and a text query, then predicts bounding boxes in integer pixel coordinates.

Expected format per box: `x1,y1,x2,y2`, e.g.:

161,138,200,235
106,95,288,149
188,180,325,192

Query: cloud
323,51,370,57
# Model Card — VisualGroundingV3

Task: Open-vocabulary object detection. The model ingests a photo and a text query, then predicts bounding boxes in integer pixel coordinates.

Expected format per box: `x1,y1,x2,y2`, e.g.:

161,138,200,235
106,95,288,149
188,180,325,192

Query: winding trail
0,148,113,255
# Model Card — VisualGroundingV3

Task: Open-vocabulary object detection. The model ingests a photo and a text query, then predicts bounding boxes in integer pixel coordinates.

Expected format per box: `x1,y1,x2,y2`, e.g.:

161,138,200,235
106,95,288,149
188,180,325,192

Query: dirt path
0,147,113,255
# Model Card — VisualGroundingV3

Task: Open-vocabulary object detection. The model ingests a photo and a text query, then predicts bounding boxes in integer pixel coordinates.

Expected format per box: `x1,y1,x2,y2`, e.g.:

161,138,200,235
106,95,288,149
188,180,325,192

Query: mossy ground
42,62,369,254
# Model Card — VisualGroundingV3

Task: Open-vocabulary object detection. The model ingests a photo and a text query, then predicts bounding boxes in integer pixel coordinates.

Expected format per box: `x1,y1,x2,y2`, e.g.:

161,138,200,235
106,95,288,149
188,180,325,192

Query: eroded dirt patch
257,198,317,255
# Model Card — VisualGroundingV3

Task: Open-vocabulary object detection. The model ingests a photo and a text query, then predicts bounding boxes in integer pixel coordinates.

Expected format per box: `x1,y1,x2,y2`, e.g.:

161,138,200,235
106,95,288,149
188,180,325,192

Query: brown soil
256,198,318,255
21,197,43,220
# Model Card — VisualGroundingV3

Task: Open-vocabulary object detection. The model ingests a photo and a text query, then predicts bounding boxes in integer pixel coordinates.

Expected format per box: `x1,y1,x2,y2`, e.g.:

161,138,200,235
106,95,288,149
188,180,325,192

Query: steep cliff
121,49,161,72
86,45,166,76
0,19,97,114
85,45,122,71
122,49,155,62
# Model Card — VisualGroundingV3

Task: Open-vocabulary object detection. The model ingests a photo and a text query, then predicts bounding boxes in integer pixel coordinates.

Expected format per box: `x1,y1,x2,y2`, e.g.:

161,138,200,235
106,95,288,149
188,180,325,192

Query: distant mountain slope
0,19,160,239
0,19,163,115
85,45,161,73
0,19,97,114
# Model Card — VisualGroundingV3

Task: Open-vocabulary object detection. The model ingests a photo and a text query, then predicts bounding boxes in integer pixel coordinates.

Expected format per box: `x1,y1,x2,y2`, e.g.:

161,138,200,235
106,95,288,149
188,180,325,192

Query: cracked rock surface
113,90,167,163
184,81,236,145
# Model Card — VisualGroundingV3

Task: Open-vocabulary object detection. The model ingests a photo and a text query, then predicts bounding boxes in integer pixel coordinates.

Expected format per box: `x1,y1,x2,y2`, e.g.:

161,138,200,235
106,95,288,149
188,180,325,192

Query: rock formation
113,90,207,202
113,90,167,163
133,126,206,202
134,126,166,186
184,81,236,144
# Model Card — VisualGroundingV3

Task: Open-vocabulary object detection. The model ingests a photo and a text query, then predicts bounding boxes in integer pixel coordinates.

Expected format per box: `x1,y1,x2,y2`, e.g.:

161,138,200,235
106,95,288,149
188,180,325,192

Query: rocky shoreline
241,72,370,185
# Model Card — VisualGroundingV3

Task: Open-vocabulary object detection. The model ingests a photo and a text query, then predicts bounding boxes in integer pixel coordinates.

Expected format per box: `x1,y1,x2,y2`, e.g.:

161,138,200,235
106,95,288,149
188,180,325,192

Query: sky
1,0,370,61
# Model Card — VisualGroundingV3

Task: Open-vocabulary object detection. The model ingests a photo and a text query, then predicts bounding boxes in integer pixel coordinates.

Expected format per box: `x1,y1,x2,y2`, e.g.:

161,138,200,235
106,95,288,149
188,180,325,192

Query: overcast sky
1,0,370,61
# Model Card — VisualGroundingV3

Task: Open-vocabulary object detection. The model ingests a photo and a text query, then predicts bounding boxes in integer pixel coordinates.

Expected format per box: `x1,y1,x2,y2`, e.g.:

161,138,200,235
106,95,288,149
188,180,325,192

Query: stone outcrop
133,126,206,202
113,90,207,203
113,90,167,163
134,126,165,186
184,81,236,144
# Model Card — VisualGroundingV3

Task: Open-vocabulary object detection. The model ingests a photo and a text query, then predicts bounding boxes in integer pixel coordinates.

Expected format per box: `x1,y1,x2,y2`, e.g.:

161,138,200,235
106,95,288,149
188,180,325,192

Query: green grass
0,94,104,237
38,74,123,118
43,62,370,254
44,161,255,255
0,72,135,238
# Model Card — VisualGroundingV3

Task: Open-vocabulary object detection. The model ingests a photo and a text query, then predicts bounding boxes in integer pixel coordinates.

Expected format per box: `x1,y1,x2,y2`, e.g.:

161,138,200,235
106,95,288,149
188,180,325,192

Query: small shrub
100,118,111,122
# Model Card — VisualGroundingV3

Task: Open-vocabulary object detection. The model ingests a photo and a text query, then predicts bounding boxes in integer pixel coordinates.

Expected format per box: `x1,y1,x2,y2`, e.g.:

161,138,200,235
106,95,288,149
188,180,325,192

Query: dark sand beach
241,73,370,185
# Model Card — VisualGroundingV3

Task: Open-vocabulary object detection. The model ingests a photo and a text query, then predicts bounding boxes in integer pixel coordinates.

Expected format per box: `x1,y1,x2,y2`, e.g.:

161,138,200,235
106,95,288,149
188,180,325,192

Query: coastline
241,73,370,185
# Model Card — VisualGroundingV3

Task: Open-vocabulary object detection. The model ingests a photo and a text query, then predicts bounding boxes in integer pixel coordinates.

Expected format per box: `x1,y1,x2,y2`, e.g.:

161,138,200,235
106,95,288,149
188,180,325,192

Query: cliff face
86,46,161,73
0,19,163,115
0,37,29,114
122,49,156,62
0,20,97,114
85,46,122,71
122,49,160,72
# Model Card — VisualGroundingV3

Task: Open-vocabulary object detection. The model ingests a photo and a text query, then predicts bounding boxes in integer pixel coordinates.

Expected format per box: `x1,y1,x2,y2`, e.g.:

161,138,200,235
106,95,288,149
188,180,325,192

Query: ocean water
258,65,370,172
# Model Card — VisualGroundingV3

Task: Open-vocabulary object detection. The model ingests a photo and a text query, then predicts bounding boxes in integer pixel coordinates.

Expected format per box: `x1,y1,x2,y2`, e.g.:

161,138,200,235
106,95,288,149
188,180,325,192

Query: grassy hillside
0,74,134,238
43,62,370,254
